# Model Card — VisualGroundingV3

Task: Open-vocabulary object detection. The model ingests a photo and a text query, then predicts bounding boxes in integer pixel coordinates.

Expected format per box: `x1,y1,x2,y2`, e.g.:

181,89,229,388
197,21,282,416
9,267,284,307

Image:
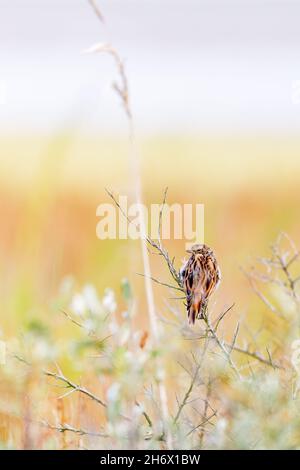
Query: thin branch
202,314,242,380
286,252,299,269
273,247,298,300
135,401,152,428
136,272,183,292
41,420,107,438
14,355,107,408
212,303,235,332
242,268,285,318
45,370,107,407
173,340,209,425
105,188,183,293
229,322,240,354
186,411,217,438
224,343,282,369
60,309,112,345
146,236,182,288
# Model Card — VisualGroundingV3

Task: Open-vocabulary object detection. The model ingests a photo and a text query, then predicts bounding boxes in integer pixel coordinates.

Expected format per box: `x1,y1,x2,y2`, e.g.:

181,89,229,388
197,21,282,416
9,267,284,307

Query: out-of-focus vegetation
1,134,300,449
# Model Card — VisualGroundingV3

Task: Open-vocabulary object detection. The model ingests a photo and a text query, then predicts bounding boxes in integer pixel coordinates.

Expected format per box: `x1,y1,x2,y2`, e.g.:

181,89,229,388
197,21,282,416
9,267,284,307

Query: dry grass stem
87,3,172,448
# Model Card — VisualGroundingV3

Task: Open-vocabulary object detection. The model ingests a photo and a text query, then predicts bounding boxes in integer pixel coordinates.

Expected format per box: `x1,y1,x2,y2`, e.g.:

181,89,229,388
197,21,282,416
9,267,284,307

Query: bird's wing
183,256,204,309
203,255,221,297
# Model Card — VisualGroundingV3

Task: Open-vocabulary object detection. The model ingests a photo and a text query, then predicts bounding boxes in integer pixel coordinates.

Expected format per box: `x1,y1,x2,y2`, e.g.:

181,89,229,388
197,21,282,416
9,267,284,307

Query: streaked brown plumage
180,244,221,324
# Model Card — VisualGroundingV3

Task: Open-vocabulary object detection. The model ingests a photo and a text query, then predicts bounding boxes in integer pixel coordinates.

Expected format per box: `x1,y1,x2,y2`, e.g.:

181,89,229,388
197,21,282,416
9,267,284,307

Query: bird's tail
188,292,205,324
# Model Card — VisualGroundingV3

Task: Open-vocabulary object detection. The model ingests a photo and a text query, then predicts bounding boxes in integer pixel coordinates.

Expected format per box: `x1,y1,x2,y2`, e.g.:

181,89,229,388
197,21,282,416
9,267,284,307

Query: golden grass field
1,133,300,325
0,133,300,449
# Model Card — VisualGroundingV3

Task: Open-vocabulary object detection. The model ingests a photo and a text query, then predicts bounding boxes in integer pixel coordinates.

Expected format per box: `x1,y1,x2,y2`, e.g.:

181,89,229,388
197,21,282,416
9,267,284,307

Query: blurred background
1,0,300,335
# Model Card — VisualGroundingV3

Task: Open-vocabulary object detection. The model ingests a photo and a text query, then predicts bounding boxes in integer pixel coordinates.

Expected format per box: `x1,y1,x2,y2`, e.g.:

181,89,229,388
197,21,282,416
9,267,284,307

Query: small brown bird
180,244,221,324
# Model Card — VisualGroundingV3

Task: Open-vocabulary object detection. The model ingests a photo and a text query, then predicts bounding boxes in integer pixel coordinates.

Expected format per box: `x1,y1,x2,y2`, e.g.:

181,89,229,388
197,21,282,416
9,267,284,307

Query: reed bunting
180,244,221,324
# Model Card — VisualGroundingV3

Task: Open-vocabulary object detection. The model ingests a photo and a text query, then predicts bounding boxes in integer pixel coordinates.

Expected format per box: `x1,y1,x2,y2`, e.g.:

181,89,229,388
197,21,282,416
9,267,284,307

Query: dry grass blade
88,0,105,23
86,4,172,448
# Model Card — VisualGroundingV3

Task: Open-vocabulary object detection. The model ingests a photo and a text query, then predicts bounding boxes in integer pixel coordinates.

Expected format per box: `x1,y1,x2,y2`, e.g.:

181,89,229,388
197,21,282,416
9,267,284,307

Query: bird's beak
186,249,192,253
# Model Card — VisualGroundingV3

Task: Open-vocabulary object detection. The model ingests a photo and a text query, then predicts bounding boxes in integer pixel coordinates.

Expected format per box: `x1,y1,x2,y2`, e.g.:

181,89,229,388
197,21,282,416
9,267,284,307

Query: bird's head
186,243,212,255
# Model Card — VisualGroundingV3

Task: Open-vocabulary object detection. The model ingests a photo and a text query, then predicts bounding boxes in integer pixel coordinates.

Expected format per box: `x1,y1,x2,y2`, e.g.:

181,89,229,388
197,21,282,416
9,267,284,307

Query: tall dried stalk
86,2,172,448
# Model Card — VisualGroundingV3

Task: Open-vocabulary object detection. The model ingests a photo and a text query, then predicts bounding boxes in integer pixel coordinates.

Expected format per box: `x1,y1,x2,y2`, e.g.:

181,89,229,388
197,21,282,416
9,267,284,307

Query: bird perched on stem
180,244,221,324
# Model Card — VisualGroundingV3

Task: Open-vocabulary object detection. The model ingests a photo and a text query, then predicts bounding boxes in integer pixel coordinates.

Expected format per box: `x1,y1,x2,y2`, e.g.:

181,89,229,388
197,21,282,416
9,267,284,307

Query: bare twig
223,343,282,369
105,188,183,293
244,234,300,326
242,268,285,318
173,340,209,425
44,369,106,407
202,313,241,380
136,272,183,292
14,355,107,408
41,419,108,438
135,401,153,428
200,390,216,441
213,303,235,332
272,244,298,301
60,309,112,345
187,411,217,438
229,322,240,354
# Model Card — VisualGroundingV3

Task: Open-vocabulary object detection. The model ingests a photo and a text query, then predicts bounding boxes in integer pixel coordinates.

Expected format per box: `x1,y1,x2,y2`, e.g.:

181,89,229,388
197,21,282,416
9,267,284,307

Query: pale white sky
1,0,300,134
